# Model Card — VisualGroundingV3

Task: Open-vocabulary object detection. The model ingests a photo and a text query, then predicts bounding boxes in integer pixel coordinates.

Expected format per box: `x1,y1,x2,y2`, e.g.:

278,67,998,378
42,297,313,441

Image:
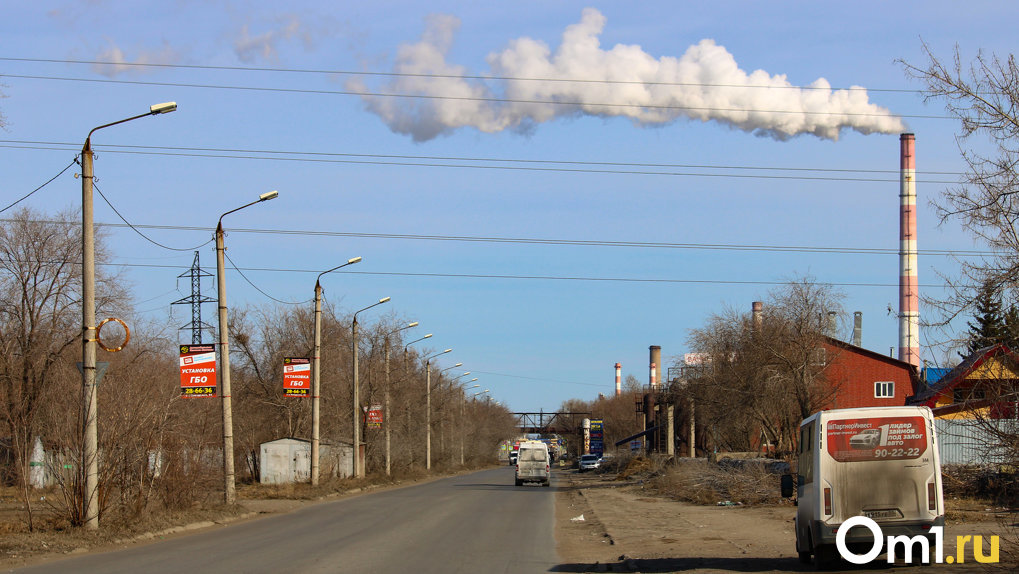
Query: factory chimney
649,346,661,389
614,363,622,396
752,301,763,334
899,134,920,367
853,311,863,347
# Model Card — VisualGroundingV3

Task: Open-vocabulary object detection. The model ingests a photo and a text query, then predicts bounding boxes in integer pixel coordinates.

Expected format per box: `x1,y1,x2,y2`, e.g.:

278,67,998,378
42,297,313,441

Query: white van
782,406,944,568
514,441,551,487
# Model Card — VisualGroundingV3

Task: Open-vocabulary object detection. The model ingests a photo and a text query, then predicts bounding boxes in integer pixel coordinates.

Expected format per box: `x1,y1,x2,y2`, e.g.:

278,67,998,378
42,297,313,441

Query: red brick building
818,337,921,409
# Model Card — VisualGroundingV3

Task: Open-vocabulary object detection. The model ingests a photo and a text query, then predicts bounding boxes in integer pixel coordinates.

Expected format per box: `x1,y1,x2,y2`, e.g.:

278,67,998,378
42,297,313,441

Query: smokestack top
615,363,621,369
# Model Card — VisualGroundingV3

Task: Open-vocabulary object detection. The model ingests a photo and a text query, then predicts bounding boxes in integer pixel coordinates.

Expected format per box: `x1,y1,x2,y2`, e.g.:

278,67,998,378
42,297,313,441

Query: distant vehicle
509,451,518,465
782,406,943,568
849,428,882,449
578,454,601,472
514,441,551,487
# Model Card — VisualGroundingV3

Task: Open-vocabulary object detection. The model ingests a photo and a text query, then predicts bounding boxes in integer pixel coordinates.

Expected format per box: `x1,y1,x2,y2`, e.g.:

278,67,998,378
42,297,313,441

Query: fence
935,418,1016,465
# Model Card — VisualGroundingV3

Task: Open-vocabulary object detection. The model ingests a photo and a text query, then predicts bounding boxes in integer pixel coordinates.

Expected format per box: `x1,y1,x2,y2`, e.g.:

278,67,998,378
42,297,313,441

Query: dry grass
649,458,784,506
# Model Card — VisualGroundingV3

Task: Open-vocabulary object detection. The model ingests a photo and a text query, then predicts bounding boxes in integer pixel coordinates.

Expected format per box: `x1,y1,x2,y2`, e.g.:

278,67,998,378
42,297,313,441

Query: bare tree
901,44,1019,331
685,278,843,454
0,207,126,528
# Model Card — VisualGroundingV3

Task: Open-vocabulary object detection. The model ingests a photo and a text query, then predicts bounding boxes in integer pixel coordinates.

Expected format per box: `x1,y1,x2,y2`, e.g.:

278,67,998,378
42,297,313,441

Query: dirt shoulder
553,469,1008,573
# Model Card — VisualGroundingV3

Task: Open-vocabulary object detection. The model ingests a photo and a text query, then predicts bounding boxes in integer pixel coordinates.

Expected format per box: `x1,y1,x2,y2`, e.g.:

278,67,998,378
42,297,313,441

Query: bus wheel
812,544,836,570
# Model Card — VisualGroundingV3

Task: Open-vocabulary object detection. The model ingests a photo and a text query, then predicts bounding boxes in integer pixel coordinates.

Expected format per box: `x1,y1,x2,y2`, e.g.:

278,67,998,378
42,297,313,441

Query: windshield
581,455,599,461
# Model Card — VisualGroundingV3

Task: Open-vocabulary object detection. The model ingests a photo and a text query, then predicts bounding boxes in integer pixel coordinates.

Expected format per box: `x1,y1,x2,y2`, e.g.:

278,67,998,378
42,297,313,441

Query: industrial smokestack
614,362,622,396
752,301,763,334
899,134,920,367
649,346,661,389
853,311,863,347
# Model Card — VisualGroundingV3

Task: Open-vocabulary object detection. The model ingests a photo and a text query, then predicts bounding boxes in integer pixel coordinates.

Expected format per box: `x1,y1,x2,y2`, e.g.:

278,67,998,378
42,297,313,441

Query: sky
2,1,1016,414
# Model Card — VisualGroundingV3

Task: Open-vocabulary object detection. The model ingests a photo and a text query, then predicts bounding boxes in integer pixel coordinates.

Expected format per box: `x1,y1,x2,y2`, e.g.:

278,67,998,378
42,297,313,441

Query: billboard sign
826,416,928,462
365,404,383,428
179,344,217,398
282,357,311,397
589,418,604,455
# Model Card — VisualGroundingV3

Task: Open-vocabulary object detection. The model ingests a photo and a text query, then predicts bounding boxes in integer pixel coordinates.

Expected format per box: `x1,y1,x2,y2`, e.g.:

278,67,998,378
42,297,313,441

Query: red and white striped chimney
614,363,621,396
899,133,920,367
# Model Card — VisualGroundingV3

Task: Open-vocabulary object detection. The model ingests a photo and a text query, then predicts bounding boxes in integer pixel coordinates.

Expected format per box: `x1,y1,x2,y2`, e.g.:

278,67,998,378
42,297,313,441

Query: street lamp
424,348,451,470
352,297,390,478
436,363,463,462
382,321,418,476
80,102,176,530
311,256,362,486
403,333,431,468
460,381,480,465
216,190,279,505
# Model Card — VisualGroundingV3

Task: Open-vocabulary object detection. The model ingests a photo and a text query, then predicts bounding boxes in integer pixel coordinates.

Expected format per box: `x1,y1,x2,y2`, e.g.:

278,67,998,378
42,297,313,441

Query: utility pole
80,102,176,529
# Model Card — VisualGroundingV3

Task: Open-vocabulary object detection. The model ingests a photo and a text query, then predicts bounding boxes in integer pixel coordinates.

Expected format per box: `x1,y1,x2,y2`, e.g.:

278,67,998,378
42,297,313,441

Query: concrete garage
259,438,354,484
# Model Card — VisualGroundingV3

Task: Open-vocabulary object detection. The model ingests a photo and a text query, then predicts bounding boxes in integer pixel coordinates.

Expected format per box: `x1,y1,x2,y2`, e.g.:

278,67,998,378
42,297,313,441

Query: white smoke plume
349,8,905,142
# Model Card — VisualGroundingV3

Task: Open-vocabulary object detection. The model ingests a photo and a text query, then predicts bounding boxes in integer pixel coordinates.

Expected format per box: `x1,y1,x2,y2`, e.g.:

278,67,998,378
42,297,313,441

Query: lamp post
383,322,418,476
437,363,463,461
352,297,390,478
461,381,479,465
80,102,176,529
216,190,279,505
311,256,362,486
424,348,452,470
403,334,431,467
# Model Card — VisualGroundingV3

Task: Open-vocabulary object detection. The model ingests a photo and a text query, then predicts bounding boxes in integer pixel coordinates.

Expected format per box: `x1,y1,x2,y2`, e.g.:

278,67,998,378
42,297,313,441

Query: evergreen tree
964,280,1007,356
1004,305,1019,351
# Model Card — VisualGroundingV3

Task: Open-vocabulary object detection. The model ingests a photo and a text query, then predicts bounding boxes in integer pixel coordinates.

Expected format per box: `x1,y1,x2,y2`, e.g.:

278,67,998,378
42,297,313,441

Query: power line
0,56,926,94
0,159,76,214
0,140,966,184
91,179,214,252
2,257,953,289
2,73,951,121
2,218,991,257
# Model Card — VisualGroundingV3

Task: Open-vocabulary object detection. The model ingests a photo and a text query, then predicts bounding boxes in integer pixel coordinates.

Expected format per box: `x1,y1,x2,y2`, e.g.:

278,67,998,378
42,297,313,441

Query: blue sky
2,2,1015,413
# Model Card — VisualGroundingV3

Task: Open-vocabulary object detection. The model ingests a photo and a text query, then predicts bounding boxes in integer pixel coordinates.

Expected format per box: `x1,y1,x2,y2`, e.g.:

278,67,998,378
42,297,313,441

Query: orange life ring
96,317,130,352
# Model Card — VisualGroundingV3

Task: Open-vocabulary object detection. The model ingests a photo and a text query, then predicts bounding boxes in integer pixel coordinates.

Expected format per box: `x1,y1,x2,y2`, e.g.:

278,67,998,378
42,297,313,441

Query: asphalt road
13,466,559,574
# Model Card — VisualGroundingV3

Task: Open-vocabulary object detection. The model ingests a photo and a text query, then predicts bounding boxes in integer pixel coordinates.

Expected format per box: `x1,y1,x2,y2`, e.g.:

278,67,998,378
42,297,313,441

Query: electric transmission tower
172,251,216,344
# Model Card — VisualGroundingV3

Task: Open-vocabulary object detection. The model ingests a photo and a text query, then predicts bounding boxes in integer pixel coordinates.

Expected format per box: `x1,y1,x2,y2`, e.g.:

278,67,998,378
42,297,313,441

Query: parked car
578,454,601,472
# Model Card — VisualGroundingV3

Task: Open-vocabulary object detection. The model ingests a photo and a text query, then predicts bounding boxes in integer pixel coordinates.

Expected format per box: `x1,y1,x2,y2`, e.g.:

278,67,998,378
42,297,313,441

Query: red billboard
366,404,383,428
826,416,928,462
283,357,311,397
179,344,217,398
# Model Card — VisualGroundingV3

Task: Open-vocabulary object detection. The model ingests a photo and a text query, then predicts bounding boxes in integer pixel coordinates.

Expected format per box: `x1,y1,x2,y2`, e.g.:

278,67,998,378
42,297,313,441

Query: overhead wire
0,56,928,94
90,177,215,252
0,217,994,258
0,139,966,184
1,73,951,121
222,251,310,306
0,159,76,214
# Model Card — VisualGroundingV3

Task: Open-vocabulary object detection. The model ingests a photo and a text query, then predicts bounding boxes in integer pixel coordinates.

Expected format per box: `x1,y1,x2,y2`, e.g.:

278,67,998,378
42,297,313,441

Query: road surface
14,466,558,574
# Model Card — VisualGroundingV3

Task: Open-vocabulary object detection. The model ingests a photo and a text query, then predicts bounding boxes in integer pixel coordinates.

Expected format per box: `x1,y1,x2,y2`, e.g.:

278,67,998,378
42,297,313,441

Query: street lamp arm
218,191,279,228
354,297,391,323
84,102,177,146
316,256,362,288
